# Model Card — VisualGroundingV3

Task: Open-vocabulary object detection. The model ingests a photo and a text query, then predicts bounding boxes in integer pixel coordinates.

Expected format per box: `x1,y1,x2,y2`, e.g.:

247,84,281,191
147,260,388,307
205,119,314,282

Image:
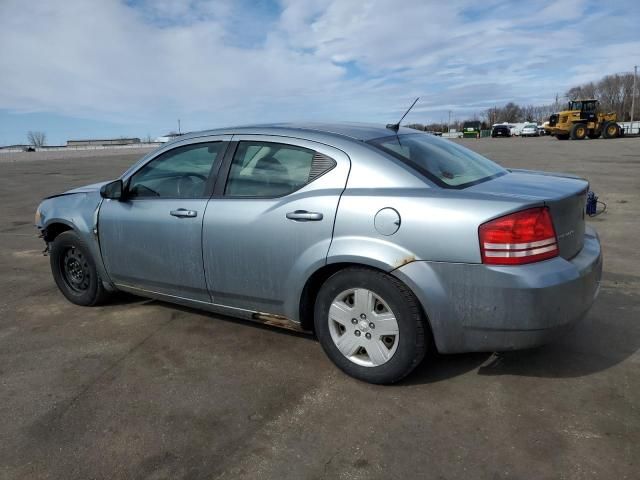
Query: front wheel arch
49,230,112,306
42,221,74,243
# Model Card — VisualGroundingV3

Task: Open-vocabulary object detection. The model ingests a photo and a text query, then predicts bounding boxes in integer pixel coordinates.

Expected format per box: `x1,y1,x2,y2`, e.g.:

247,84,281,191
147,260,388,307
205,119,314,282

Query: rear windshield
369,133,507,188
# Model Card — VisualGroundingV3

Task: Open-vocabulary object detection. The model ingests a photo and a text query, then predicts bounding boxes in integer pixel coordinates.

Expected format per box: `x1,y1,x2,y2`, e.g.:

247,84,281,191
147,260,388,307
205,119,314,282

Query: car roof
175,122,416,143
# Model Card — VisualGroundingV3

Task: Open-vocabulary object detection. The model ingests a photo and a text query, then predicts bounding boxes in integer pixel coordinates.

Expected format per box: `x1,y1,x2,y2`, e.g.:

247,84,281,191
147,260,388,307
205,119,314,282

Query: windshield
369,133,507,188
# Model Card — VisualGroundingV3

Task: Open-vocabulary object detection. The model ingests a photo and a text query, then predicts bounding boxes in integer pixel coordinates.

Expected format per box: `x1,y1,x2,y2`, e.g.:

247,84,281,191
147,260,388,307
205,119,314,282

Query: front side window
225,142,317,197
128,142,224,199
369,133,506,188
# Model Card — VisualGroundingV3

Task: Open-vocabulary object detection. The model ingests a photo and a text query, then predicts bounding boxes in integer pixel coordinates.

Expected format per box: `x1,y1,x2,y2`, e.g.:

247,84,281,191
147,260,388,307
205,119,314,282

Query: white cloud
1,0,639,133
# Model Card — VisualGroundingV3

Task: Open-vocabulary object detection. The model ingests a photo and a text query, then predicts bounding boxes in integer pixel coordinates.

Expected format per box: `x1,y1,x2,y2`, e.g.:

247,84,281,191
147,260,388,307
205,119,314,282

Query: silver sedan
35,123,602,384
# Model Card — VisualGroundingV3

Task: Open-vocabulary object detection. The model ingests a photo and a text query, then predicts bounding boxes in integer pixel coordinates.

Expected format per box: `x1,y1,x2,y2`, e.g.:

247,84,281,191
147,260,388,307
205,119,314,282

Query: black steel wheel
61,246,91,293
50,231,111,306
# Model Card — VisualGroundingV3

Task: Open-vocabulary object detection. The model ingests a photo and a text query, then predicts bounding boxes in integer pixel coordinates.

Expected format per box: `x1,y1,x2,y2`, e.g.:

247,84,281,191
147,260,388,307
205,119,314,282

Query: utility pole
178,119,181,135
631,65,637,126
448,110,452,133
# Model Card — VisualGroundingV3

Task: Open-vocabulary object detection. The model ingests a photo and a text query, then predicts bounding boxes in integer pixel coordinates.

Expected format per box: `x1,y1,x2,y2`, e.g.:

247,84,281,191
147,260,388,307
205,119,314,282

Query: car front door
202,135,350,318
99,137,230,301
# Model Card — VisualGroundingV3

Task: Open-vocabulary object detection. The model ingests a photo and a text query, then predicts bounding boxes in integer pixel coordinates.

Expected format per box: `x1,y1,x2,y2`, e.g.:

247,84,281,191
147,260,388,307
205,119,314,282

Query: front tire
556,133,570,140
570,123,587,140
50,231,111,306
314,267,428,384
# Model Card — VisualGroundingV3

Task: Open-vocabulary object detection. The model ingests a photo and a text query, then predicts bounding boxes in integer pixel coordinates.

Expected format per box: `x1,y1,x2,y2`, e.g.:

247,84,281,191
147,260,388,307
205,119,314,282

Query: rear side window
225,141,335,197
369,133,506,188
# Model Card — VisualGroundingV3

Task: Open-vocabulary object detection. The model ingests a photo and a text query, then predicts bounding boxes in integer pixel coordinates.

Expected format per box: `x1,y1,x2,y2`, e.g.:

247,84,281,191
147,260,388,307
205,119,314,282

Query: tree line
21,72,638,144
407,71,638,132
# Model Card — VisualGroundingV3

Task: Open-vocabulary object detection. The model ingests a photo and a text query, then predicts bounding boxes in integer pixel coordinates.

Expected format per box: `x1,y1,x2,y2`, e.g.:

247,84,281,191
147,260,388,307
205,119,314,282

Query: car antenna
386,97,420,131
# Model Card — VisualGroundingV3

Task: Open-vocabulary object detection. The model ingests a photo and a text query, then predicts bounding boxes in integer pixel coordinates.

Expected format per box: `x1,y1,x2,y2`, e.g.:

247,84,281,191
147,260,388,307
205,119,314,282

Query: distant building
155,133,183,143
0,144,32,151
66,138,141,147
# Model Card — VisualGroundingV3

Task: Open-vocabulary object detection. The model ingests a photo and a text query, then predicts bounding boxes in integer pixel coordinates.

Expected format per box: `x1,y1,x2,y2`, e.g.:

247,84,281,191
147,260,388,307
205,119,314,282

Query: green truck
462,121,482,138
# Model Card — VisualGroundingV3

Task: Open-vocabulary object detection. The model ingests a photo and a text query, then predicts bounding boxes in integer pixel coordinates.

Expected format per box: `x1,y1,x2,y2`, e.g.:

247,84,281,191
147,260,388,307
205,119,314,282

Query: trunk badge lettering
557,230,575,240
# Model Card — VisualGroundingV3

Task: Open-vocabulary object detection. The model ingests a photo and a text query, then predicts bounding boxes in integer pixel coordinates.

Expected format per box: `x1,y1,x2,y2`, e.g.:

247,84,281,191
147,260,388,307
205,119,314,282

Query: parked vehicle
545,99,621,140
538,126,546,136
520,123,539,137
462,121,482,139
35,123,602,384
491,125,512,137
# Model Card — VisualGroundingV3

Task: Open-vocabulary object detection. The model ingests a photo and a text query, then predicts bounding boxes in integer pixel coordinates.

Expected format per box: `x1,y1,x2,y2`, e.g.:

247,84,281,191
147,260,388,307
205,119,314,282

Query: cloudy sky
1,0,639,145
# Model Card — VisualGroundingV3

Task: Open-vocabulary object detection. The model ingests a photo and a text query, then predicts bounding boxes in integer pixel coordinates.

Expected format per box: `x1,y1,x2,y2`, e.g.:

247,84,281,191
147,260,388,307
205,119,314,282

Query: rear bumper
392,226,602,353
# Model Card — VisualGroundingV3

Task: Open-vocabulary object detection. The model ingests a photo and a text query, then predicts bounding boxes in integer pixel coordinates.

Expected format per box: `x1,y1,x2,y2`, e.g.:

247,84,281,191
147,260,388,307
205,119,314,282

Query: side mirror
100,179,124,200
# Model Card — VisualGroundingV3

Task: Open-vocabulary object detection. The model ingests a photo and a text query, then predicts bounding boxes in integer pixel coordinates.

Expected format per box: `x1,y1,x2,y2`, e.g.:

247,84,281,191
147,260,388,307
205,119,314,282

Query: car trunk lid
468,170,588,259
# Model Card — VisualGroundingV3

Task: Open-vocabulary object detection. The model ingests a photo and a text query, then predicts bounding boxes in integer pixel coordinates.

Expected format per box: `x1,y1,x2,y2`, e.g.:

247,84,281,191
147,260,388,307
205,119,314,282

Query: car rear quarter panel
327,145,542,268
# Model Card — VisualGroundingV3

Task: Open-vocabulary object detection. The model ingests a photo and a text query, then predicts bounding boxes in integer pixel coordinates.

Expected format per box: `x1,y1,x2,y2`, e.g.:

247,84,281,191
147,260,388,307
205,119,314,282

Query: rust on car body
251,312,308,333
394,255,416,268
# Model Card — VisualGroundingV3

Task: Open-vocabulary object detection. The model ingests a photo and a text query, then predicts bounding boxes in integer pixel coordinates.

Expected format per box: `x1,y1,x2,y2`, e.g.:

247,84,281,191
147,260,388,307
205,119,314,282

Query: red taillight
479,207,558,265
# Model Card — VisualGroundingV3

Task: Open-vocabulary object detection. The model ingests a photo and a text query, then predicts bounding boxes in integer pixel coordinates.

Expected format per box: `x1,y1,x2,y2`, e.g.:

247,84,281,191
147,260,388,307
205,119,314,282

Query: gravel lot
1,136,638,479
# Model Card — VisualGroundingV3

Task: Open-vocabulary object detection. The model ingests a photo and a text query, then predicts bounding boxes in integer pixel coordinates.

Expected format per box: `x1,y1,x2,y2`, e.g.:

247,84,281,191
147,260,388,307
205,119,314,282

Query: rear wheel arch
299,262,355,331
299,262,434,342
311,265,431,383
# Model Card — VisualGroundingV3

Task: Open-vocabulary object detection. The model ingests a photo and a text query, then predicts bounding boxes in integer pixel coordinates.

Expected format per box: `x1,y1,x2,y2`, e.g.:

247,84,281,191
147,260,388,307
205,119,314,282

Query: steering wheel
176,173,207,197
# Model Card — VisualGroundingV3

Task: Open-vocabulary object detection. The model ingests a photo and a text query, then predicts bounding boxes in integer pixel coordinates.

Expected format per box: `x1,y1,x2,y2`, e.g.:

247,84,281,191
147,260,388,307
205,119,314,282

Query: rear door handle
170,208,197,218
286,210,323,221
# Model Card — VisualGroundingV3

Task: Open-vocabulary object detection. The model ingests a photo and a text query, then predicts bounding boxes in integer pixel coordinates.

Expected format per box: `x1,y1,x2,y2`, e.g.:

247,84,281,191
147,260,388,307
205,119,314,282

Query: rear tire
570,123,587,140
314,267,428,384
50,231,111,306
602,121,619,139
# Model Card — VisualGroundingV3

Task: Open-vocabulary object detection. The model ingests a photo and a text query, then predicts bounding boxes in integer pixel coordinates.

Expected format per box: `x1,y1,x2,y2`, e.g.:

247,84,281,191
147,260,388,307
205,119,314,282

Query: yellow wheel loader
544,99,621,140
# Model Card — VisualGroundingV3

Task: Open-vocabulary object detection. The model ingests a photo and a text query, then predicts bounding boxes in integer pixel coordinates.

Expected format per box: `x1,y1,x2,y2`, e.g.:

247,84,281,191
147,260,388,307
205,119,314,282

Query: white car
521,124,539,137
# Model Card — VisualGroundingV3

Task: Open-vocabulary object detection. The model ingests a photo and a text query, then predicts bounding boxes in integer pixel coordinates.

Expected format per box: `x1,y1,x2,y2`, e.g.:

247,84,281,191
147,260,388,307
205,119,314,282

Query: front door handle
170,208,197,218
286,210,323,221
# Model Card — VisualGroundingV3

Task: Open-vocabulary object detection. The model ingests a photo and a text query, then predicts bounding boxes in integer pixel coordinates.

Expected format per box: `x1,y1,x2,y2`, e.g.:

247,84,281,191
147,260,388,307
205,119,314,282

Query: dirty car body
36,123,602,383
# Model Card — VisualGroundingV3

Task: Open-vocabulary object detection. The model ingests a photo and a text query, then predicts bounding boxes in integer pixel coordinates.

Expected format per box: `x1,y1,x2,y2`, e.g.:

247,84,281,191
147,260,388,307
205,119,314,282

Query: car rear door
99,136,230,302
202,135,350,319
